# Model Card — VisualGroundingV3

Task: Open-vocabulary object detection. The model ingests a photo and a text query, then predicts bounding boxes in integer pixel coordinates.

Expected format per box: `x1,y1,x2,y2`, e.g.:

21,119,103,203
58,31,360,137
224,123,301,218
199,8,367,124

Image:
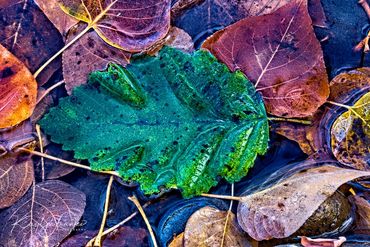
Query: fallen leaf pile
0,0,369,246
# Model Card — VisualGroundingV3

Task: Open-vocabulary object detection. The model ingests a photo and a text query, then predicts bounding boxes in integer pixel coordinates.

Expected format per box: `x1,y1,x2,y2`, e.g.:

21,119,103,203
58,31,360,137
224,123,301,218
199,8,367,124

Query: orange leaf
0,44,37,129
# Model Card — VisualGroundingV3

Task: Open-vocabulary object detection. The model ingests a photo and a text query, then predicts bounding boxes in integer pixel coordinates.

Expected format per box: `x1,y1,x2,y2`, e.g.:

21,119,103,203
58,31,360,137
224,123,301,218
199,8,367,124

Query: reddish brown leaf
350,195,370,235
34,0,78,37
60,226,149,247
237,165,370,240
202,0,329,118
0,153,33,209
62,24,130,94
0,44,37,129
273,68,370,156
300,236,346,247
0,0,64,85
0,180,86,247
58,0,171,52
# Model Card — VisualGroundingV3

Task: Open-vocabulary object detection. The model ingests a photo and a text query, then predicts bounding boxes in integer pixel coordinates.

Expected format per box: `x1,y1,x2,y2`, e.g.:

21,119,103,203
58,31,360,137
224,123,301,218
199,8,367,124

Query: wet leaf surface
0,153,33,209
202,0,329,117
60,226,150,247
331,92,370,170
172,0,327,47
58,0,171,52
40,47,269,197
0,0,64,85
62,24,130,94
0,44,37,129
0,180,86,247
237,165,370,240
184,206,251,247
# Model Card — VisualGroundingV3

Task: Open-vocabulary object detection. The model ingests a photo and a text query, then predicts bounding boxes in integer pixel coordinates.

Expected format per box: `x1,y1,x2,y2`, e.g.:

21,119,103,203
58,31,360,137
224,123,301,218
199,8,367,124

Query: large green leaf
40,47,269,197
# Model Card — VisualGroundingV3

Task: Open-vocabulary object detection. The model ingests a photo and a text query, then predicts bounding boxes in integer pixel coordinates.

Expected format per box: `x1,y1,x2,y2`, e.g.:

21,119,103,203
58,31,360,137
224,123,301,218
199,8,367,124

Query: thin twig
37,81,65,104
35,125,45,181
128,195,158,247
87,202,151,244
268,117,311,125
201,193,242,201
17,148,120,177
87,176,114,247
221,183,234,247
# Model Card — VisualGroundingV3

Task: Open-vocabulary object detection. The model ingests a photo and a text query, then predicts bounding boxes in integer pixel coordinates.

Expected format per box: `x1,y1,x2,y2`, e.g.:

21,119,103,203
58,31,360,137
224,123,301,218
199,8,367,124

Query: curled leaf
184,206,251,247
0,44,37,129
350,195,370,235
202,0,329,117
58,0,171,52
300,236,346,247
0,180,86,247
237,165,370,240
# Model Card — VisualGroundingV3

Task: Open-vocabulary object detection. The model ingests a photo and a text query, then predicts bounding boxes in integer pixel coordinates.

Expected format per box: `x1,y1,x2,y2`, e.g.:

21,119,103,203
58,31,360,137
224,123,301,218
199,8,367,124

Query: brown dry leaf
34,0,77,37
62,24,130,94
0,0,64,85
300,236,346,247
0,153,33,209
237,165,370,240
350,195,370,235
184,206,251,247
273,68,370,156
202,0,329,118
0,44,37,129
0,180,86,247
0,120,34,155
169,232,184,247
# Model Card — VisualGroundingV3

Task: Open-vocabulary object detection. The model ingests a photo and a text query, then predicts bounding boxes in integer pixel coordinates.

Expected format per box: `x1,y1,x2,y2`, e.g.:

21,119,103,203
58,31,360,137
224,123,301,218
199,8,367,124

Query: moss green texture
40,47,269,197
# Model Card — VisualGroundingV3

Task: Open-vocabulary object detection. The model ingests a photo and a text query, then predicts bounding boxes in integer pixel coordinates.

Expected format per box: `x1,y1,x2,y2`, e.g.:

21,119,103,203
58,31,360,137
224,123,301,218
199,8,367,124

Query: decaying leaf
237,165,370,240
58,0,171,52
0,153,33,209
60,226,149,247
0,44,37,129
34,0,78,37
0,180,86,247
184,206,251,247
173,0,327,46
0,120,34,155
62,24,130,94
331,92,370,170
300,236,346,247
350,195,370,235
40,47,269,197
202,0,329,118
273,68,370,156
0,0,64,85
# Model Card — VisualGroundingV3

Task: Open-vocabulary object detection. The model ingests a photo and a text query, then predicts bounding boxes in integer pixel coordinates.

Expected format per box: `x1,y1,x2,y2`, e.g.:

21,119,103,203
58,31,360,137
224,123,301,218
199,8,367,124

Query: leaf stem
35,125,45,181
37,80,65,104
89,175,114,247
17,147,120,177
33,25,92,78
221,183,234,247
128,195,158,247
326,100,368,125
268,117,311,125
201,193,242,201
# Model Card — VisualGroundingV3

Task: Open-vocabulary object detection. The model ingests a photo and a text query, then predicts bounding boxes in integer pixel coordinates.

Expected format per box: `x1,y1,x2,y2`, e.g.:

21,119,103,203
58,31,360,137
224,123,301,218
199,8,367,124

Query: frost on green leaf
40,47,269,197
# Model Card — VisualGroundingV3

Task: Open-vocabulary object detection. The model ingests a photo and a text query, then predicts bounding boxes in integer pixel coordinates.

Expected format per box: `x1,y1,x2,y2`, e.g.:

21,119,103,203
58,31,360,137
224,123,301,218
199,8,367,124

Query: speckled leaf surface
40,47,269,197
